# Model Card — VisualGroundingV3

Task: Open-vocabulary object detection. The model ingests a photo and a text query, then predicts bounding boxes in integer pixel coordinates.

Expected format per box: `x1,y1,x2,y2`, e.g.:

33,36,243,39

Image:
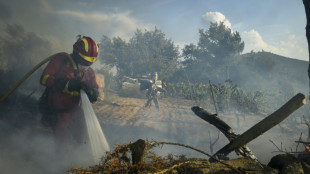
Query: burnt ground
0,93,308,173
94,94,308,165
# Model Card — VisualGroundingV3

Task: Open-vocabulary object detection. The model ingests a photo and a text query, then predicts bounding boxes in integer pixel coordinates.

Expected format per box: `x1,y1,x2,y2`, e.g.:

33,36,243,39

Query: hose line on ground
0,52,65,103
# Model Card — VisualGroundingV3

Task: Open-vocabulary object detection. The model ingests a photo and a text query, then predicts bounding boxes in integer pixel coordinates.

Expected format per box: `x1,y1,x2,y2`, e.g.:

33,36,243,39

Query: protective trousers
52,106,86,153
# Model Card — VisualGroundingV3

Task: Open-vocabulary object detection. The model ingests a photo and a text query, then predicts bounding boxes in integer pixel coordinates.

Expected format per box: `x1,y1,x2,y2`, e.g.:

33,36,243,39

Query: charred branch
212,93,306,160
130,139,146,164
191,106,259,163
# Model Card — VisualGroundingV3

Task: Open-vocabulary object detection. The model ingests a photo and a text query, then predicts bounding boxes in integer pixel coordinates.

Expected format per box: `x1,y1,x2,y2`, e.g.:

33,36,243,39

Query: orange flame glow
306,145,310,152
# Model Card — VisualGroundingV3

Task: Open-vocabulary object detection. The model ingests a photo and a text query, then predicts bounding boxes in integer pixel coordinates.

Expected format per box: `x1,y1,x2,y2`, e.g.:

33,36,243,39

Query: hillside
228,52,308,94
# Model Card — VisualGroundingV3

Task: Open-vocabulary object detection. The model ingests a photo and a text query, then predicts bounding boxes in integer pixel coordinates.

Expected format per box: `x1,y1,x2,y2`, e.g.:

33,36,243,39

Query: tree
198,22,244,61
181,22,244,83
303,0,310,82
99,28,179,79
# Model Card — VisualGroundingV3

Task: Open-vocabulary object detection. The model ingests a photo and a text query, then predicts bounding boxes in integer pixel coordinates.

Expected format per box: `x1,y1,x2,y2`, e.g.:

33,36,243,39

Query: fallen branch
191,106,259,163
148,141,244,174
212,93,306,160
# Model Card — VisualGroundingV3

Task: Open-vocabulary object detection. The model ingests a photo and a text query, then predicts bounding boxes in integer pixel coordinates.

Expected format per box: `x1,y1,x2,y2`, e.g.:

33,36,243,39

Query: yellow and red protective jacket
40,52,98,111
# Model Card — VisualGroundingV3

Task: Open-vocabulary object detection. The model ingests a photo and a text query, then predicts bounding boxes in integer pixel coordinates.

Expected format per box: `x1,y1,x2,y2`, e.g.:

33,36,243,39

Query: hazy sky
0,0,308,61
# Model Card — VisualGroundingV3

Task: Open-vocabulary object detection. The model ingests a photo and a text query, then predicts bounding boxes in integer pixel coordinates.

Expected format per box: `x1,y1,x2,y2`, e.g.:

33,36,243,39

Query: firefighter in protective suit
39,36,99,151
144,72,166,109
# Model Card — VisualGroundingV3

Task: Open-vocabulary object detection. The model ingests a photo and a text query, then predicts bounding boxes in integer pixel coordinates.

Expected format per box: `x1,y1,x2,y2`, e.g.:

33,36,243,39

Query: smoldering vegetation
0,13,310,173
96,24,310,171
99,97,309,165
0,23,93,173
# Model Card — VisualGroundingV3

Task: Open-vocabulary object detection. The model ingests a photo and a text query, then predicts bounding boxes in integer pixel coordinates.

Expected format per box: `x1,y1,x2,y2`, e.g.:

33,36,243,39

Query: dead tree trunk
130,139,146,164
191,106,259,162
212,93,306,160
303,0,310,80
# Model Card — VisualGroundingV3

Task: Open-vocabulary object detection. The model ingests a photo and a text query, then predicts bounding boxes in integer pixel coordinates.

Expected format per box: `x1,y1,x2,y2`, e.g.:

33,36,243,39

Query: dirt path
94,96,227,159
93,95,307,164
94,97,204,129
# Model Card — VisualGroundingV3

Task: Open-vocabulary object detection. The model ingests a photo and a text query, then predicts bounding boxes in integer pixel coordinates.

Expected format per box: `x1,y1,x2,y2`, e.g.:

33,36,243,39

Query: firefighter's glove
81,83,99,103
55,78,82,92
54,78,69,91
67,79,82,91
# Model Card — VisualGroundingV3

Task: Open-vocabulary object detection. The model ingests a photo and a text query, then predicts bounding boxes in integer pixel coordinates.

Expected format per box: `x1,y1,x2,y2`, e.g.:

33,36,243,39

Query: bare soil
93,94,307,165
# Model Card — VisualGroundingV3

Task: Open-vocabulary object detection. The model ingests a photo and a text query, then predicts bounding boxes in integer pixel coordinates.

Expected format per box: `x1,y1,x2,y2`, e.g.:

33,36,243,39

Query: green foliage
99,28,179,80
198,22,244,60
180,22,244,83
166,80,266,114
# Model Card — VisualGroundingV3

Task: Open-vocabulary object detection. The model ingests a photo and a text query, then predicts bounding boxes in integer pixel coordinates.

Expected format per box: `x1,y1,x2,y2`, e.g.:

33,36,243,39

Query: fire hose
0,52,65,103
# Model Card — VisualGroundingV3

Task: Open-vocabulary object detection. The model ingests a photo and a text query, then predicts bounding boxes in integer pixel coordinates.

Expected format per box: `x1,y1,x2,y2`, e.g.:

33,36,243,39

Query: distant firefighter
139,72,166,109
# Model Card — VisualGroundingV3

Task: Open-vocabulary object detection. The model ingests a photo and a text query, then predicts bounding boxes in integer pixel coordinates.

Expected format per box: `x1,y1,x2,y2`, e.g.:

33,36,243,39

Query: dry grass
67,140,271,174
68,141,213,174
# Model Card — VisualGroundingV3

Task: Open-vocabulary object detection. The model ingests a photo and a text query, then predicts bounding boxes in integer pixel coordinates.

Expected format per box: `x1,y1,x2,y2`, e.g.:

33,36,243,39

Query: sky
0,0,308,61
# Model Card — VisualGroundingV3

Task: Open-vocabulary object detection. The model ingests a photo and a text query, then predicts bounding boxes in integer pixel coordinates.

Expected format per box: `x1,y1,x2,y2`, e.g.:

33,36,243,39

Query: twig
208,129,220,154
148,141,244,174
209,80,218,114
281,142,283,151
269,139,282,152
149,160,209,174
296,132,303,152
303,115,310,127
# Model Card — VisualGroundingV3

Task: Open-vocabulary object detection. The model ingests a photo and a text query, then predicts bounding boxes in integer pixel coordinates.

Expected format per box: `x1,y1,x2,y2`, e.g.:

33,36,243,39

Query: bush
166,80,266,114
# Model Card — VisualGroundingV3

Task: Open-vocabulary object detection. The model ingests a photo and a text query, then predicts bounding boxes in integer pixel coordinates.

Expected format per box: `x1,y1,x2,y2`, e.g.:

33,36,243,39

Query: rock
211,158,276,174
268,154,304,174
298,153,310,173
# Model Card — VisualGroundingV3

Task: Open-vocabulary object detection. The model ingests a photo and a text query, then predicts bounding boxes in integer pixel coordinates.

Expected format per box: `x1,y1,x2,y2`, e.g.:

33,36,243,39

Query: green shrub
166,81,267,114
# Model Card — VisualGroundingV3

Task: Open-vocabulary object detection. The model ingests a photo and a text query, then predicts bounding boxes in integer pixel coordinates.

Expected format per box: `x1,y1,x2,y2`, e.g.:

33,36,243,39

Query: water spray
81,90,110,163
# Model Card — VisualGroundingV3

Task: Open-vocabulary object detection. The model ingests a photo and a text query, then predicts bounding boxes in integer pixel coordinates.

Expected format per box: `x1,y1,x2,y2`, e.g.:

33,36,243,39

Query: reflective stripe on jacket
40,52,99,111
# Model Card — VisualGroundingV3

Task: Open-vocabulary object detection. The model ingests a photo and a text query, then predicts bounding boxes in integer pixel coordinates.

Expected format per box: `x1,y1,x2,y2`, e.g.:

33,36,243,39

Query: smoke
0,22,54,99
0,92,100,174
0,23,52,70
0,2,11,22
0,119,97,174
